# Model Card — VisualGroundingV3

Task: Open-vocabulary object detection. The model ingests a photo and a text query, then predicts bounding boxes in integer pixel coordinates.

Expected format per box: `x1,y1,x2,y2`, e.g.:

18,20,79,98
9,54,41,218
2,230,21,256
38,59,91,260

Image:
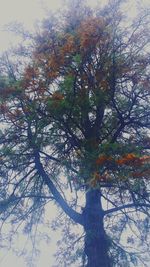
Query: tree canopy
0,0,150,266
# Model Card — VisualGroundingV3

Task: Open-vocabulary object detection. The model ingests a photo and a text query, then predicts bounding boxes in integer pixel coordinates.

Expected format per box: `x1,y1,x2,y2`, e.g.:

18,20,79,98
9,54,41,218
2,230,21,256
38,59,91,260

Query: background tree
0,0,150,266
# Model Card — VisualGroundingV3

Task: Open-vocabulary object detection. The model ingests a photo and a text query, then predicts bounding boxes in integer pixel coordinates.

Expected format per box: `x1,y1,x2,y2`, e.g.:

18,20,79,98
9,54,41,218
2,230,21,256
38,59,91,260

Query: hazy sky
0,0,142,52
0,0,150,266
0,0,149,52
0,0,111,53
0,0,149,53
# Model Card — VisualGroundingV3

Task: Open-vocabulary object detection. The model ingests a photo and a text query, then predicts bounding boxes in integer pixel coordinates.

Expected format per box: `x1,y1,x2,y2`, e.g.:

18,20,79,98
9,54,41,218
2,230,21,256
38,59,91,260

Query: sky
0,0,150,266
0,0,149,52
0,0,110,52
0,0,62,52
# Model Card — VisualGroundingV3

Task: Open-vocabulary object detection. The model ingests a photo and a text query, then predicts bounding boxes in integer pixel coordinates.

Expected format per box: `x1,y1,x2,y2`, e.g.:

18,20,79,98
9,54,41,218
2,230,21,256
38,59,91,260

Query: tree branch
104,202,150,215
34,151,84,226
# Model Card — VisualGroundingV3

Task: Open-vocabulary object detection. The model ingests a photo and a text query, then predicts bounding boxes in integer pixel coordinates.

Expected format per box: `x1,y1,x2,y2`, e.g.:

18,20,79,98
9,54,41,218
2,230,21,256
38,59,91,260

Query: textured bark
83,189,112,267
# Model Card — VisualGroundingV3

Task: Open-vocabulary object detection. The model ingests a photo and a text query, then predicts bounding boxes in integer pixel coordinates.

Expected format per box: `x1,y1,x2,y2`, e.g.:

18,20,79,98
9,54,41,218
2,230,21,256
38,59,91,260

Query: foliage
0,0,150,266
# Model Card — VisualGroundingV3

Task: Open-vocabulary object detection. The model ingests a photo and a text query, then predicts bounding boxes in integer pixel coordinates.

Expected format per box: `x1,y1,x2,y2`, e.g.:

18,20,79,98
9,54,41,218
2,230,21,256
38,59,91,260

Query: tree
0,0,150,266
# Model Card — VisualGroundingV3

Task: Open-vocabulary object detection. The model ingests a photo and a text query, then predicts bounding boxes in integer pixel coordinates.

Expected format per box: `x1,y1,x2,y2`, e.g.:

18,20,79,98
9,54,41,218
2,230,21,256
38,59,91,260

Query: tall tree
0,0,150,266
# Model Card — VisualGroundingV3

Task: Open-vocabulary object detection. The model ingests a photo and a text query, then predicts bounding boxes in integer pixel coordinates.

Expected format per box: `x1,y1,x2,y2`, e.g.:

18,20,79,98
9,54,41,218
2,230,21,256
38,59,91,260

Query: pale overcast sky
0,0,143,53
0,0,150,266
0,0,149,53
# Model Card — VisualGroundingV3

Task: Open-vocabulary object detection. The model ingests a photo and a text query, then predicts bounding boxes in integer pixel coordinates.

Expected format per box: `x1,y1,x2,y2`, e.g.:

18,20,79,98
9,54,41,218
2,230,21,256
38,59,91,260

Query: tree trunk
83,189,111,267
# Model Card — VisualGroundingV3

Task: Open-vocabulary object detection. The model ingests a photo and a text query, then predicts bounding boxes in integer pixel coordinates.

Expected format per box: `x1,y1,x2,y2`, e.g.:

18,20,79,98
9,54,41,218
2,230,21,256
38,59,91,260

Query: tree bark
83,189,112,267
